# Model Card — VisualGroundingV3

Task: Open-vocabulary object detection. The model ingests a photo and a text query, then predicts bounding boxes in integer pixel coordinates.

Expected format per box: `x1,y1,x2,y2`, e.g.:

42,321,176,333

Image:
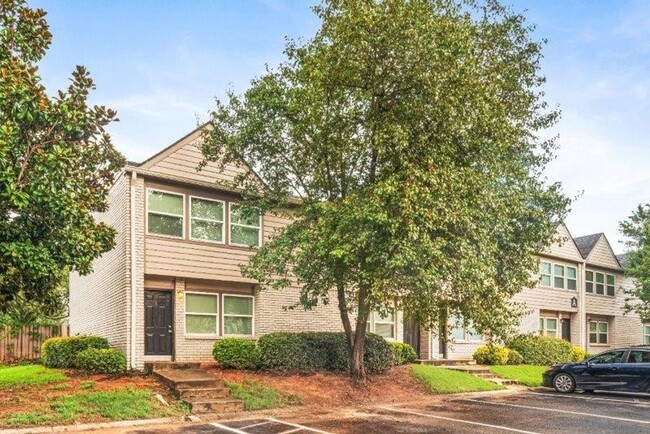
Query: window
595,272,605,295
190,197,224,243
586,271,594,293
539,317,558,337
222,295,254,336
627,350,650,363
147,190,184,237
229,204,261,246
540,262,552,286
567,267,577,290
644,325,650,345
450,316,483,342
367,311,396,340
539,262,576,291
589,321,608,345
589,350,624,364
185,293,218,335
606,274,615,296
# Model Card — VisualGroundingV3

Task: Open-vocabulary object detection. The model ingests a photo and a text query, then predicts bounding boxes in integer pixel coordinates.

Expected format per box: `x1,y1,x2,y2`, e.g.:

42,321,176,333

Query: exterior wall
543,224,583,262
132,175,146,369
69,173,130,354
586,237,620,269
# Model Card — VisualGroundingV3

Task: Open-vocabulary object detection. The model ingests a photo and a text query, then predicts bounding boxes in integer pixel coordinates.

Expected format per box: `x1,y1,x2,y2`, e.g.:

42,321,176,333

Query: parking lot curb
0,417,183,434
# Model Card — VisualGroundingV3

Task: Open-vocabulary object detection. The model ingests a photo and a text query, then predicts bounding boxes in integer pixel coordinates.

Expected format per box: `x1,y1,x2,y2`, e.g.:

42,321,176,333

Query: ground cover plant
226,379,302,411
411,365,503,394
0,364,67,388
490,365,547,387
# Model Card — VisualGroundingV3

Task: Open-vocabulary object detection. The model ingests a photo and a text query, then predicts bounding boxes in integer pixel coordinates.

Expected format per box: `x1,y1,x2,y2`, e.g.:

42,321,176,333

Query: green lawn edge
411,365,504,394
489,365,548,387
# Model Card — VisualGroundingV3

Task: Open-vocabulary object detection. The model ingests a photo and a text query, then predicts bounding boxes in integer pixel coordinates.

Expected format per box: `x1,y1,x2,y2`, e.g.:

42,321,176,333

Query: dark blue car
542,346,650,394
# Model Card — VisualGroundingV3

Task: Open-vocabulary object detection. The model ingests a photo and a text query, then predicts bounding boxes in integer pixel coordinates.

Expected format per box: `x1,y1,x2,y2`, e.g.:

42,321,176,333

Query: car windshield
589,351,625,364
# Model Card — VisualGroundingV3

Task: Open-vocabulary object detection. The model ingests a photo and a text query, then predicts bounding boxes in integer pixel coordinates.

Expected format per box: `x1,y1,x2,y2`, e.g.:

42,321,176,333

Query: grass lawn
0,364,67,388
489,365,548,387
227,379,302,411
411,365,504,394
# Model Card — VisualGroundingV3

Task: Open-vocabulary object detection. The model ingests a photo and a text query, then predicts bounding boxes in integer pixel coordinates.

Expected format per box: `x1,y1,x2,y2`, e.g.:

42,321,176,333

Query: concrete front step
185,398,244,414
176,385,231,400
417,359,476,366
144,362,201,373
153,369,221,389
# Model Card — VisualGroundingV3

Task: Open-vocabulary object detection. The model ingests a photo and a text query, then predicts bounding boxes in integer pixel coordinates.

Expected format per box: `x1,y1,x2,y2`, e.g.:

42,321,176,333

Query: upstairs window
553,265,565,289
540,262,552,286
595,273,605,295
586,271,594,293
587,271,615,296
229,204,261,247
606,274,615,296
539,262,576,291
190,197,224,243
567,267,577,290
147,190,184,238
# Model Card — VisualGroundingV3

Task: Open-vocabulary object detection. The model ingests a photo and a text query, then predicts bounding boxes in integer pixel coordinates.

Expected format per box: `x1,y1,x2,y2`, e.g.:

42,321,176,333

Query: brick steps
151,364,243,415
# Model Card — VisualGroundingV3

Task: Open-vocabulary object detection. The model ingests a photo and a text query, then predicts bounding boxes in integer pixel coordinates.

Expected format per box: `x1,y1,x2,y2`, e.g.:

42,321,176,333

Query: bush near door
213,338,261,370
41,336,110,368
506,335,574,365
390,342,418,365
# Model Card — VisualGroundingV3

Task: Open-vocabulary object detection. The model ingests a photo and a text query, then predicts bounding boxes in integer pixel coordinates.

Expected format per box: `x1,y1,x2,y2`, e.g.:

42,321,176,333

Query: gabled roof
574,233,603,259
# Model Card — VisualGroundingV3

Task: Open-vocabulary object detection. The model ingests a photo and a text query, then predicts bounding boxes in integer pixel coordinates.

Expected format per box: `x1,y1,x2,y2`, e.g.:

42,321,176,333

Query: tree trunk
350,325,366,383
334,274,368,384
440,309,449,360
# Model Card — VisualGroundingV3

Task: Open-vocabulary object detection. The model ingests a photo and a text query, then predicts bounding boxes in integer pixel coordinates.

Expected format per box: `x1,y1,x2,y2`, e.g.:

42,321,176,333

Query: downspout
130,171,138,370
580,259,587,351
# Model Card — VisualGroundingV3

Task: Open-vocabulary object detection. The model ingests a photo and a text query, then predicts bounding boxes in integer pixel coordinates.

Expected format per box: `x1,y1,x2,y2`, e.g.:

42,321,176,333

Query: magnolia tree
0,0,125,313
201,0,570,381
620,204,650,321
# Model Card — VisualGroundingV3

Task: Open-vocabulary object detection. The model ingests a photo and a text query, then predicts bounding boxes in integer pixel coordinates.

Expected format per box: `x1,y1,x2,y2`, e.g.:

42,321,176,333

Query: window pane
186,294,217,314
567,279,577,290
554,265,564,277
231,225,260,246
606,274,615,285
567,267,577,279
596,284,604,295
377,311,394,322
541,275,551,286
230,205,260,227
554,277,564,289
148,190,183,215
589,322,597,332
148,214,183,237
595,273,604,283
586,271,593,282
599,333,608,344
375,323,395,339
546,319,557,332
589,333,597,344
586,282,593,293
192,198,223,221
186,315,216,334
598,322,608,333
606,285,615,296
191,220,223,242
540,262,551,275
451,325,465,341
224,296,253,316
591,351,623,364
224,316,253,335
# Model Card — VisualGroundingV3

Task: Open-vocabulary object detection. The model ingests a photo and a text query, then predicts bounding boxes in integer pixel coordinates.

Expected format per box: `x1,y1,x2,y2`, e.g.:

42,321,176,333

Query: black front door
561,319,571,341
145,290,173,356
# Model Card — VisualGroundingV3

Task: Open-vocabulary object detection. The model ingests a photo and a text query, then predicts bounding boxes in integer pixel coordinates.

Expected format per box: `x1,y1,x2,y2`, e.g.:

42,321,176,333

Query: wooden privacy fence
0,324,69,362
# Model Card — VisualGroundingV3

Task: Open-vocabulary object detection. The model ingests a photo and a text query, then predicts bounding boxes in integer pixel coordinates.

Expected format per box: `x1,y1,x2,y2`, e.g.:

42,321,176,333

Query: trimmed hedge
75,348,127,374
213,338,261,370
507,349,524,365
506,334,573,365
390,342,418,365
257,332,393,374
473,345,510,365
42,336,110,368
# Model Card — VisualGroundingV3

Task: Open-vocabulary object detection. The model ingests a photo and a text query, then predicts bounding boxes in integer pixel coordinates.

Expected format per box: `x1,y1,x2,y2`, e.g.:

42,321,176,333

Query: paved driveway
127,391,650,434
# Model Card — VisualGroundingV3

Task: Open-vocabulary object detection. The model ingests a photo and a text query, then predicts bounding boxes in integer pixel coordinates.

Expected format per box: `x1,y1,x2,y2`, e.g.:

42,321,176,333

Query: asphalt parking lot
128,391,650,434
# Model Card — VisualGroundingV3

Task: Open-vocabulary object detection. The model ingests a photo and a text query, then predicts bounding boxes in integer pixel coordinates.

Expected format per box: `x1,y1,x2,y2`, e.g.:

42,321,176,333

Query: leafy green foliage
507,349,524,365
473,345,510,365
41,336,109,368
506,334,573,365
0,0,125,313
0,364,66,388
257,332,392,374
489,365,546,387
74,348,126,374
411,365,503,394
212,338,261,370
619,204,650,320
570,346,587,362
390,342,418,365
201,0,569,380
226,379,302,410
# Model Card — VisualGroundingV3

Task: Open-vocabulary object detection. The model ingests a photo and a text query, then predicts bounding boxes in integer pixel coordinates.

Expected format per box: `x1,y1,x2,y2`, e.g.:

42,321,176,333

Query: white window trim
368,311,396,341
184,291,219,337
539,261,577,291
589,320,609,346
586,271,594,293
605,274,616,296
146,188,185,239
189,196,226,244
221,294,255,337
587,270,616,297
644,325,650,345
539,317,558,338
450,317,483,343
228,203,262,247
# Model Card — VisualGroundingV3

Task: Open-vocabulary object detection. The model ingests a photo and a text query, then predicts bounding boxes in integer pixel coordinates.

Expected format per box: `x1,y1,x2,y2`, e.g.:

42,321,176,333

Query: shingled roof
573,233,603,259
616,254,628,267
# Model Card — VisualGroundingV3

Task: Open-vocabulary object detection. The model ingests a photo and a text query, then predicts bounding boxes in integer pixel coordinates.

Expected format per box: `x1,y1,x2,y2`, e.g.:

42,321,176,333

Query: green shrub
570,346,587,362
257,332,392,374
42,336,110,368
74,348,126,374
213,339,260,370
473,345,509,365
390,342,418,365
506,334,573,365
506,349,524,365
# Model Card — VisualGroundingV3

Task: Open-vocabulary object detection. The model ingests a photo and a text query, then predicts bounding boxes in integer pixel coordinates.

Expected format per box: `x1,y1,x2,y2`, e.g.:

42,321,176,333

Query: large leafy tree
201,0,569,381
0,0,125,313
619,204,650,321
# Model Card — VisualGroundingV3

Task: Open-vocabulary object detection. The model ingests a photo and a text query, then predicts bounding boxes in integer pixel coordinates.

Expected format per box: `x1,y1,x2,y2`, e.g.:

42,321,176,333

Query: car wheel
553,373,576,393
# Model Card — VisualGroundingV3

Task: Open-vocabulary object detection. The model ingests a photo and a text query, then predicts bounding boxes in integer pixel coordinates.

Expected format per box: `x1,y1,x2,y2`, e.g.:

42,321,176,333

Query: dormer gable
579,233,621,270
542,223,583,262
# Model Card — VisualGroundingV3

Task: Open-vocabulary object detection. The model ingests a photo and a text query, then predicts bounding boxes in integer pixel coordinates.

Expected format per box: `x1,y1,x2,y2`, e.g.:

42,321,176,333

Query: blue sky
32,0,650,252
